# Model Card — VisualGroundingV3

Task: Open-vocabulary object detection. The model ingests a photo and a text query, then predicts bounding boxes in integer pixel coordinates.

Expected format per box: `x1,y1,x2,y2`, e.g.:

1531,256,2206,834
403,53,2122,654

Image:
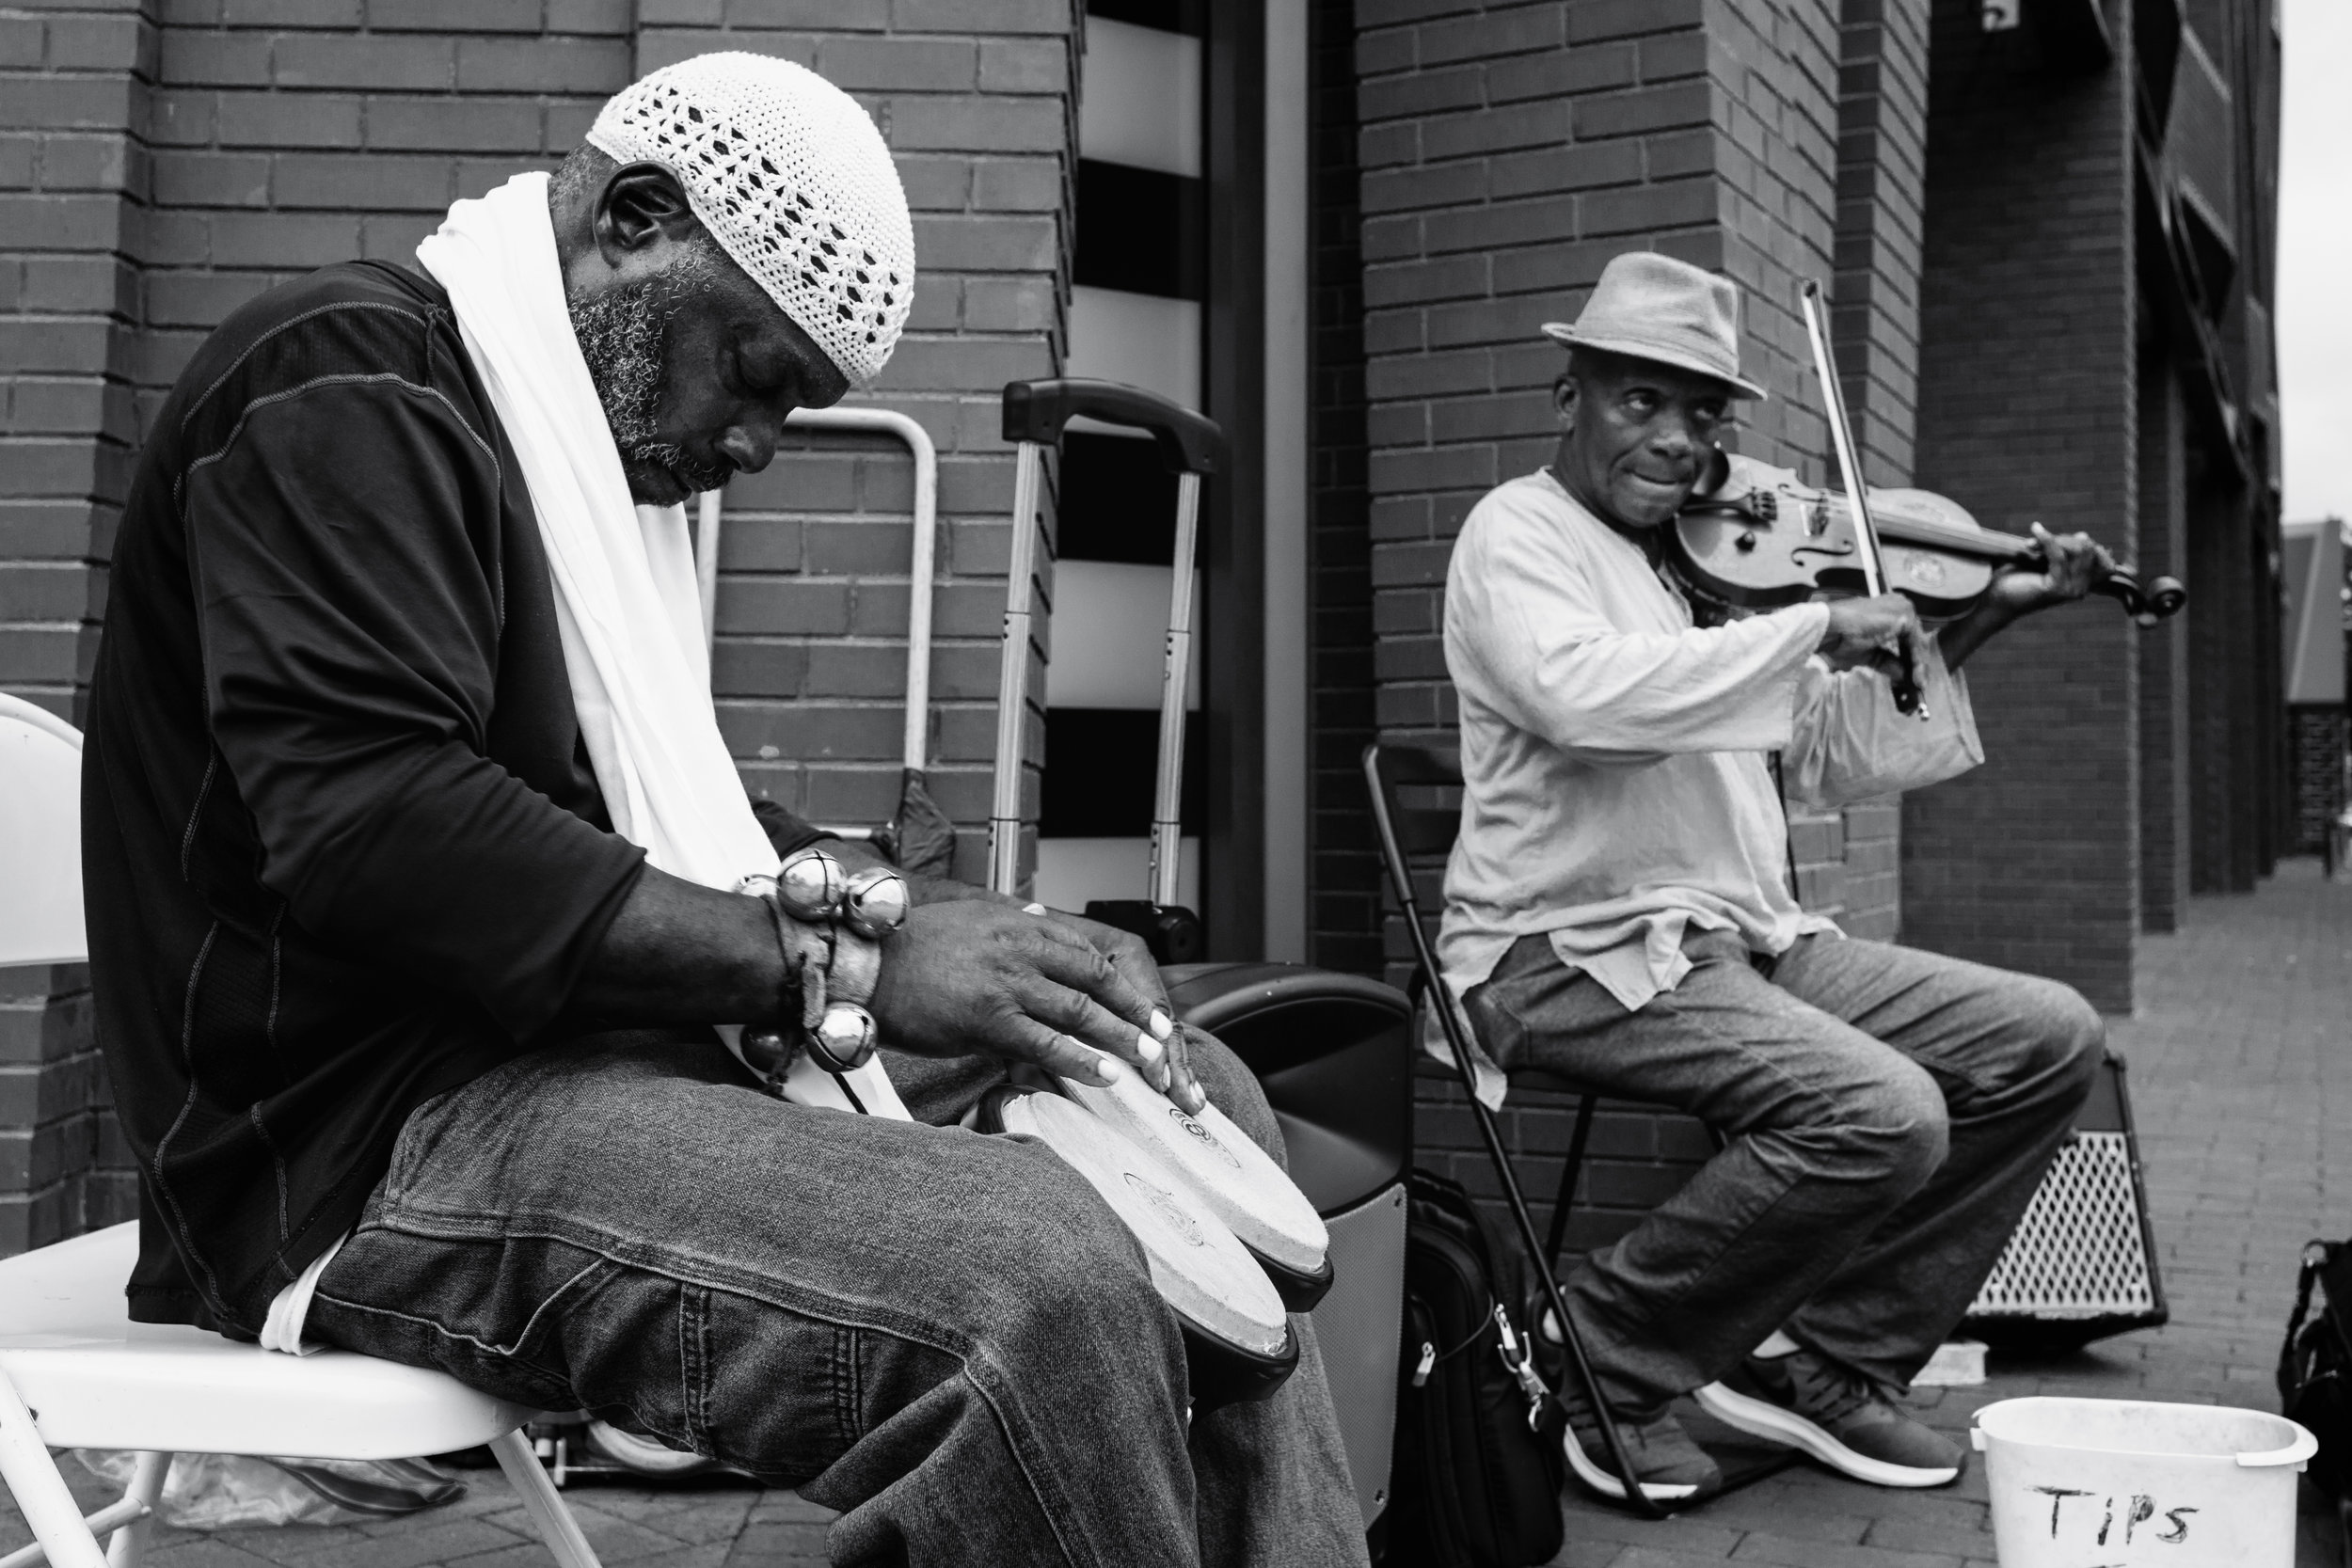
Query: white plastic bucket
1972,1397,2315,1567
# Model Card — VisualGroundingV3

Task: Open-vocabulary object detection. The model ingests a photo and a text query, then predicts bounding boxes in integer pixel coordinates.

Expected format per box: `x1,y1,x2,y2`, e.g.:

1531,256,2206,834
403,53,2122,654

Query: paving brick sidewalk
8,863,2348,1566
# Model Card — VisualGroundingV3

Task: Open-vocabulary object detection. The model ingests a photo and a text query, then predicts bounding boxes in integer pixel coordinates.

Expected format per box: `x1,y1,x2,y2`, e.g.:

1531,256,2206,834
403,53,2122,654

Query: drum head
1058,1071,1330,1278
991,1088,1290,1361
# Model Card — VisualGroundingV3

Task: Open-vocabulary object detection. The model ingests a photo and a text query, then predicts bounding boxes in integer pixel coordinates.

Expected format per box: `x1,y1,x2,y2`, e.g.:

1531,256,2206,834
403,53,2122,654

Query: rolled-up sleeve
184,376,644,1037
1781,633,1983,808
1446,506,1832,764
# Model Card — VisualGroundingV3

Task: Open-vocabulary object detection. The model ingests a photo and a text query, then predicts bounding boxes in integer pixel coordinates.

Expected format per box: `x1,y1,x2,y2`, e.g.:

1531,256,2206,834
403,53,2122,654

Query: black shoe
1696,1350,1963,1488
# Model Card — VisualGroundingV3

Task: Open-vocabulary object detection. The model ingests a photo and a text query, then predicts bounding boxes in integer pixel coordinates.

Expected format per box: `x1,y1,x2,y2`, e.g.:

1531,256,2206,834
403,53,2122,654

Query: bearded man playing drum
82,55,1363,1568
1441,251,2115,1503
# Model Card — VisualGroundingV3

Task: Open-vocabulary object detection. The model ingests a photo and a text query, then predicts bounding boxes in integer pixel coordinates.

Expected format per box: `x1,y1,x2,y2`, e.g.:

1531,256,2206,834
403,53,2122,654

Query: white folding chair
0,694,600,1568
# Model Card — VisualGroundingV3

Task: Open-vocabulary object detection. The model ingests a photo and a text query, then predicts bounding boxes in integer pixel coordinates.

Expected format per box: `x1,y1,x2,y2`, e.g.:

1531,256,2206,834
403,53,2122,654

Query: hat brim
1541,323,1768,401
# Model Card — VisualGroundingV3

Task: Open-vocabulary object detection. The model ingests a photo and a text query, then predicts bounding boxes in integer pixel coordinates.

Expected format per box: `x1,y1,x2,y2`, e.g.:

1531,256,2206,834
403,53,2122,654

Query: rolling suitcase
990,379,1413,1539
992,377,1223,962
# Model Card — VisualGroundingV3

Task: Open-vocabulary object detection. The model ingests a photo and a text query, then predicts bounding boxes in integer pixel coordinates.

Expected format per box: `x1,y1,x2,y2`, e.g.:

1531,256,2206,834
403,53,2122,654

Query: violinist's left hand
1938,523,2117,671
1987,523,2114,618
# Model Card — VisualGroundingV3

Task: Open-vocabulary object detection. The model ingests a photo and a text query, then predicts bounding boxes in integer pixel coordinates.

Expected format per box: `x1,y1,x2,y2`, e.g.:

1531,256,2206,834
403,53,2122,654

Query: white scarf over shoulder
418,173,777,893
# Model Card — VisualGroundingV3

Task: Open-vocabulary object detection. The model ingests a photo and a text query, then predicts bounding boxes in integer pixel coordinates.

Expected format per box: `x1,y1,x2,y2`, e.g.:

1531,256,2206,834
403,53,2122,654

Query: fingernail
1023,902,1047,916
1148,1009,1172,1040
1095,1052,1124,1084
1137,1030,1163,1063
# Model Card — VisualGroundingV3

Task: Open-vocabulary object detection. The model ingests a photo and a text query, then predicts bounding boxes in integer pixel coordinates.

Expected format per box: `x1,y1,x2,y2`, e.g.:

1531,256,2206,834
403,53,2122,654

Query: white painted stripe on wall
1068,287,1201,410
1078,17,1202,178
1036,835,1201,914
1046,561,1203,711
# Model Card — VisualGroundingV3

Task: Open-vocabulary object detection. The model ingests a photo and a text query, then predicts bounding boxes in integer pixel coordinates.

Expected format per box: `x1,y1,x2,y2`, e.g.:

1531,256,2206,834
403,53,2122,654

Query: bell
775,847,845,922
739,1027,793,1080
841,866,912,938
808,1003,877,1073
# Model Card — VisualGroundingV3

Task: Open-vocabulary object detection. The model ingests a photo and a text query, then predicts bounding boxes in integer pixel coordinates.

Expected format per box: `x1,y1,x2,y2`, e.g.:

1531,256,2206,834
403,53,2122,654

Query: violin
1672,451,2189,627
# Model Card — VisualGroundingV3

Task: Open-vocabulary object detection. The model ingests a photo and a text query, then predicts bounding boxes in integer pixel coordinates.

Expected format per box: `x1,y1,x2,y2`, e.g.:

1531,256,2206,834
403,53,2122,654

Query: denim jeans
1464,930,2103,1411
306,1031,1367,1568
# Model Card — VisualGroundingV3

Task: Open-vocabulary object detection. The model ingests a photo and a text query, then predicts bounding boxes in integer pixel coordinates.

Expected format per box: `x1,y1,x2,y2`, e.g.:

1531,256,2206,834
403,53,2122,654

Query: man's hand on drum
866,900,1207,1112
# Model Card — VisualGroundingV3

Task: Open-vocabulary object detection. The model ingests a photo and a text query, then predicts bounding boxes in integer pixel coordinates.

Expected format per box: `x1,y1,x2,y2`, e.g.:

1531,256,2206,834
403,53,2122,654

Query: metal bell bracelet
840,866,911,939
775,846,847,922
806,1003,878,1074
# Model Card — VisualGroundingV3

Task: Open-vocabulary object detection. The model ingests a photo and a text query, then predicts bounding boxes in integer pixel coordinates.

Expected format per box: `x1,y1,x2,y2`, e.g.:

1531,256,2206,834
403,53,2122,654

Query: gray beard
567,261,730,497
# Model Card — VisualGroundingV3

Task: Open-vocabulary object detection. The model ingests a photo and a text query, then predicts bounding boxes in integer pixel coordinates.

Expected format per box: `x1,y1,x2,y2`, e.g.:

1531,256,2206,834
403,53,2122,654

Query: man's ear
594,161,700,263
1552,374,1579,426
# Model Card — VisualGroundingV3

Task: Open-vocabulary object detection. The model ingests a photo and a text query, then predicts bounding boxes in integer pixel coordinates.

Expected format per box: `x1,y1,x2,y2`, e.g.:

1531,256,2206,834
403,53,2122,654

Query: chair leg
0,1370,107,1568
1541,1092,1597,1272
490,1430,602,1568
103,1454,170,1568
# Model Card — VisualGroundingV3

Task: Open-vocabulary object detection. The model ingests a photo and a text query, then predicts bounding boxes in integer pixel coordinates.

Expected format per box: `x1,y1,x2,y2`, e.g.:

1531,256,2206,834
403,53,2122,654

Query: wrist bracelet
733,848,909,1090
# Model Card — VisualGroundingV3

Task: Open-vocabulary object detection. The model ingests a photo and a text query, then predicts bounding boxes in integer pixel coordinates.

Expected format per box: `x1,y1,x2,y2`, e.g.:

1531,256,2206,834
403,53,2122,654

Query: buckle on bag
1492,1304,1551,1432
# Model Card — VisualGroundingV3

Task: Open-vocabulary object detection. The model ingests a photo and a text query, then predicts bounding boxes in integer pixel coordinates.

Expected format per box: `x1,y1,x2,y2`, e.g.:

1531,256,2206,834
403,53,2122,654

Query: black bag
2280,1238,2352,1500
1385,1168,1565,1568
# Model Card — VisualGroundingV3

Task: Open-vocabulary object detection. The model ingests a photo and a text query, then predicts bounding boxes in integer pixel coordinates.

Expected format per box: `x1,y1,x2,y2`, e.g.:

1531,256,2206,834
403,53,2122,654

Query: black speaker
1164,963,1413,1536
1962,1050,2169,1351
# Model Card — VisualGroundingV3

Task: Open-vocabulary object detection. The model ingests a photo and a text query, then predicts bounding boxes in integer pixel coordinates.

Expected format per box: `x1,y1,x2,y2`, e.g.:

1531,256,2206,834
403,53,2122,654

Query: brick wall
1700,0,1836,469
2289,706,2347,857
1905,0,2139,1010
0,964,130,1254
3,0,154,1257
1831,0,1928,486
2,0,148,731
140,0,632,429
2185,459,2270,894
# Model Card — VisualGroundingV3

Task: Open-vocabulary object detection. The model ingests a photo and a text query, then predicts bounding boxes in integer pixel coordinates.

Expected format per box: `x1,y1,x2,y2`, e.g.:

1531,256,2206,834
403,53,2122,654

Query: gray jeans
1465,929,2104,1411
306,1032,1366,1568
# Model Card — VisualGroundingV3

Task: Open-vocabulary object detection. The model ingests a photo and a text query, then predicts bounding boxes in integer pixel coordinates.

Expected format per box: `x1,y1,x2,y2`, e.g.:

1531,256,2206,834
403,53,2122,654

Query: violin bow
1799,279,1928,720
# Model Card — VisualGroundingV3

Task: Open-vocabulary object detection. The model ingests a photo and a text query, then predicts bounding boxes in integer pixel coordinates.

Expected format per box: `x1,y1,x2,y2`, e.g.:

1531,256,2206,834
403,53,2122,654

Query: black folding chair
1362,741,1790,1516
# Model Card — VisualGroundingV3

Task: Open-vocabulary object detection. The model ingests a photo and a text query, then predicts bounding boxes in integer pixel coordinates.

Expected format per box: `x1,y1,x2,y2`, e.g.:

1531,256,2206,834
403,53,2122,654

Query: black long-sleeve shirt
84,261,801,1332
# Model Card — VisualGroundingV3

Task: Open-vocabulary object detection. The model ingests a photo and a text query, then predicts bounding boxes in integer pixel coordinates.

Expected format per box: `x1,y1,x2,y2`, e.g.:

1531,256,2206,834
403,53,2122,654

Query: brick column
1907,0,2139,1009
1308,0,1381,974
1,0,154,1255
2,0,150,727
643,2,1079,885
1831,0,1929,487
2137,339,2190,931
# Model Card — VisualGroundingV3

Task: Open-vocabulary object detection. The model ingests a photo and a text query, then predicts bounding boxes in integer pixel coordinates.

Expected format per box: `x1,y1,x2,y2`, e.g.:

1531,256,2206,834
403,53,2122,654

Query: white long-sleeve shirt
1434,470,1984,1102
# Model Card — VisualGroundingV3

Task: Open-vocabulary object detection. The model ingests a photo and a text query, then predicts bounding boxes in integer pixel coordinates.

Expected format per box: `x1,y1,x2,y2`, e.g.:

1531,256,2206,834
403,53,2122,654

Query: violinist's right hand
1817,593,1928,679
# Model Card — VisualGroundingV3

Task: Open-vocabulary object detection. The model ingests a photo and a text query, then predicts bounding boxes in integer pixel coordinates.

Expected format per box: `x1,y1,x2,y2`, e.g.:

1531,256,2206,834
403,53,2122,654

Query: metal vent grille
1969,1132,2158,1319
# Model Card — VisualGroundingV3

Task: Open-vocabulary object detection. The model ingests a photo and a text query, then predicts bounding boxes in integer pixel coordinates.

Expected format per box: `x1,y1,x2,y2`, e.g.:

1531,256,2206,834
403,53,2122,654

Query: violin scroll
2098,568,2187,627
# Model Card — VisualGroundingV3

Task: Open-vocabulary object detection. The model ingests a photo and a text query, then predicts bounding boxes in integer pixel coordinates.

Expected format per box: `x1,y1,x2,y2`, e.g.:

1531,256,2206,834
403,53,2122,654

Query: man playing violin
1440,250,2114,1502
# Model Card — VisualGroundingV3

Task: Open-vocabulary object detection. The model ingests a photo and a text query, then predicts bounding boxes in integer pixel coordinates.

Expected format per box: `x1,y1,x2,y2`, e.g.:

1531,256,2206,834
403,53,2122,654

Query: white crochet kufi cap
587,53,914,388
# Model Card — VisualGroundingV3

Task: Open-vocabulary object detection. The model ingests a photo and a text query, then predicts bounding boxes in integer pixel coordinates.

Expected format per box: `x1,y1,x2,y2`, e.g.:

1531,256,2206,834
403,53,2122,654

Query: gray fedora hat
1541,251,1768,401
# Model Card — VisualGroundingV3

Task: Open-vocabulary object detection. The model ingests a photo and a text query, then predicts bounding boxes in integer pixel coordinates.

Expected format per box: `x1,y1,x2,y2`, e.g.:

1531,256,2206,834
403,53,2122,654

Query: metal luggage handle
989,380,1225,902
999,377,1226,476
